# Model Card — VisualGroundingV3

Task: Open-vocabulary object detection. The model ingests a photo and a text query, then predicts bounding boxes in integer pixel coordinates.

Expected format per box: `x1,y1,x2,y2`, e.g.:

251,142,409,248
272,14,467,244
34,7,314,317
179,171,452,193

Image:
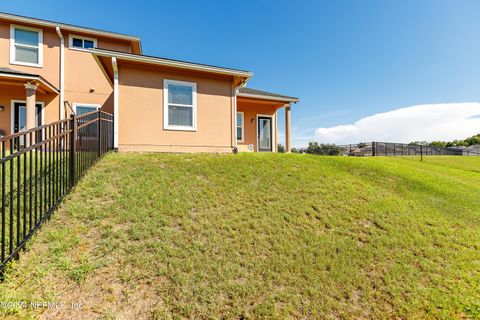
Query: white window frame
10,24,43,68
72,103,100,115
72,103,100,141
69,34,97,50
163,79,197,131
237,111,244,143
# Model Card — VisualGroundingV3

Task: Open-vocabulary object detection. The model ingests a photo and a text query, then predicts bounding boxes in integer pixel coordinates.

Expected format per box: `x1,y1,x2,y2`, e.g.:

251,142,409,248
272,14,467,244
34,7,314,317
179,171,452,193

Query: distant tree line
410,133,480,148
292,142,341,155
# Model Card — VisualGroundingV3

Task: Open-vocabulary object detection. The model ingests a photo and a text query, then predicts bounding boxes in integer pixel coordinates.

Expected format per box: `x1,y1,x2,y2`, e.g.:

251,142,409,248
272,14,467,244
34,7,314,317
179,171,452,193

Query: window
237,112,244,142
69,35,97,49
164,80,197,131
75,104,99,115
10,25,43,67
73,104,100,139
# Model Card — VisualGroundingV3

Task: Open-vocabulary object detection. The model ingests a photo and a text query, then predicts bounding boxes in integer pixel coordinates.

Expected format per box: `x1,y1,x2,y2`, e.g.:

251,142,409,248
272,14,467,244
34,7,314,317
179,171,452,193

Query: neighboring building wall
117,63,235,152
237,104,277,152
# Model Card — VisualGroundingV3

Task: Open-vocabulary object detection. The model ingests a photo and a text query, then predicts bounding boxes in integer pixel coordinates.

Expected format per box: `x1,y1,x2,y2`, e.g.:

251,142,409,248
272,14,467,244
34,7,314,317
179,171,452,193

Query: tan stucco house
0,12,298,153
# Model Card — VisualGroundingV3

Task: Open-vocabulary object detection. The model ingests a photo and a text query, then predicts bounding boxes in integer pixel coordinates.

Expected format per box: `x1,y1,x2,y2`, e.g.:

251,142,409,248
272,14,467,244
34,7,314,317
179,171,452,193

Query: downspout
233,80,247,150
55,27,65,119
112,57,119,150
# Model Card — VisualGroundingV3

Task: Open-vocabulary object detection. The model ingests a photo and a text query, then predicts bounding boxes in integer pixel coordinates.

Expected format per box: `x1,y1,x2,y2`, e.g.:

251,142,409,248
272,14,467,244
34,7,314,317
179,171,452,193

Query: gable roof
91,48,253,79
238,87,299,103
0,11,141,51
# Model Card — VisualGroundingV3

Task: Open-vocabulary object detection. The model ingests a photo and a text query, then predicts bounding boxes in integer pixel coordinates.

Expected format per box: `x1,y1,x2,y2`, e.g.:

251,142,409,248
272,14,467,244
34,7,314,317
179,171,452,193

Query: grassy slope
0,154,479,319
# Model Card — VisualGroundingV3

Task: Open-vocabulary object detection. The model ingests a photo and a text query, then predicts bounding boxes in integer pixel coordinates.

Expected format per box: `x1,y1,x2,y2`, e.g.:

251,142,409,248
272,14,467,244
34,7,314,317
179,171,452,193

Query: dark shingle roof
238,87,299,102
0,67,38,77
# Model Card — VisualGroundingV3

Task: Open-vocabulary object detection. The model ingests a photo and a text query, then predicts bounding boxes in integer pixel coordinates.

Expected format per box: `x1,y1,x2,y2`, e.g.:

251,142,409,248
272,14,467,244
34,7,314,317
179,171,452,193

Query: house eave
237,92,299,103
90,48,253,79
0,72,59,94
0,12,141,47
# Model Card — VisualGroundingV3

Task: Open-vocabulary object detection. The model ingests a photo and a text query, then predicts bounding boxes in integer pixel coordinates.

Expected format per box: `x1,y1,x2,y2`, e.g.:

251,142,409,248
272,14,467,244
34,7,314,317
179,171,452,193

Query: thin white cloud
312,103,480,145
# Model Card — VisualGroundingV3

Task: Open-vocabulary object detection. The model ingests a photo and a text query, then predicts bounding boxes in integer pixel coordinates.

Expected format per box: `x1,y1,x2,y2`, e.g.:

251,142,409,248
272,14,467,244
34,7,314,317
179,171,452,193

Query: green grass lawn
0,153,479,319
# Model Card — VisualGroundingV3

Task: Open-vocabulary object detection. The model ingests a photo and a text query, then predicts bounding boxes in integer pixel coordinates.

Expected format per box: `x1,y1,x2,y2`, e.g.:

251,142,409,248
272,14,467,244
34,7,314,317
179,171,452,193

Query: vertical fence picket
9,137,13,255
29,132,33,232
1,140,5,262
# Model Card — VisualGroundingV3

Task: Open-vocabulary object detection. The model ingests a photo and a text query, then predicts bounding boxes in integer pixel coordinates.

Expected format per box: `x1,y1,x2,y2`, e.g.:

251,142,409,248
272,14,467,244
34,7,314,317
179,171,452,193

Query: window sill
10,61,43,68
164,126,197,132
68,47,94,52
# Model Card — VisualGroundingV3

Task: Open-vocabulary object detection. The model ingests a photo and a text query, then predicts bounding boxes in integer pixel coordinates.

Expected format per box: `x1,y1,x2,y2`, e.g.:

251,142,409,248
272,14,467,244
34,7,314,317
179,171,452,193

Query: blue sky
3,0,480,146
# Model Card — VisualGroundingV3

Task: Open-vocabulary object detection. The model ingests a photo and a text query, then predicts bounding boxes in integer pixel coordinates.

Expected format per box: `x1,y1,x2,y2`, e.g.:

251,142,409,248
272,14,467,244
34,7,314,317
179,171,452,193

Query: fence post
420,145,423,162
97,111,101,157
69,113,76,188
110,115,114,151
372,142,376,156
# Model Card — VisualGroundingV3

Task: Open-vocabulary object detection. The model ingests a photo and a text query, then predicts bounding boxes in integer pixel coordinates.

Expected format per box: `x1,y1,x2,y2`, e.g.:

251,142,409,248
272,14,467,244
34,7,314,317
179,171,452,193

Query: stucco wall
117,63,235,152
0,20,61,87
0,19,131,127
237,104,277,152
63,33,117,116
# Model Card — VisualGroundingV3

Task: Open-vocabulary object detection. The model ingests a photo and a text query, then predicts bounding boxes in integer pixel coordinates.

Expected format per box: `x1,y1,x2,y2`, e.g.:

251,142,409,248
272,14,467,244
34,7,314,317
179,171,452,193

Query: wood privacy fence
0,111,114,272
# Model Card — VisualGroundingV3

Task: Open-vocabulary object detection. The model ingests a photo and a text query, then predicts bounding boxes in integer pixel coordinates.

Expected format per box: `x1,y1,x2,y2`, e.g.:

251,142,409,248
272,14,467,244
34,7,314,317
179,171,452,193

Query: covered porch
0,68,59,143
236,88,298,153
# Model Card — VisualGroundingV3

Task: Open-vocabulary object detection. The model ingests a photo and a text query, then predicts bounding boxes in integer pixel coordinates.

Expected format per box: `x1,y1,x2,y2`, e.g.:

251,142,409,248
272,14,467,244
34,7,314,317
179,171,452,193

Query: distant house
0,12,299,153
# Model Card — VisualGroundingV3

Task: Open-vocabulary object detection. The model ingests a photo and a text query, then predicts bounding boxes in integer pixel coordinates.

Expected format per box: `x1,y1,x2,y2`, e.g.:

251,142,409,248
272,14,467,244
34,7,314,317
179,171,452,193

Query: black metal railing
299,142,480,157
341,142,467,157
0,110,113,272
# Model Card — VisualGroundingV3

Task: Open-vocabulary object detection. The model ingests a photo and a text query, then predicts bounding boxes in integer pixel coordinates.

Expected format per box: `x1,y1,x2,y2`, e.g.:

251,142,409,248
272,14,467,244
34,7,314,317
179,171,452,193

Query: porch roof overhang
237,87,299,104
0,68,59,95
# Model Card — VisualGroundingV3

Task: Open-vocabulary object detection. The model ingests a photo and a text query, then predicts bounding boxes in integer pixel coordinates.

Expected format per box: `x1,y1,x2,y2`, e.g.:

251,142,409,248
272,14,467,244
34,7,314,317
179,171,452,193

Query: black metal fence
301,142,480,157
0,110,113,272
340,142,468,157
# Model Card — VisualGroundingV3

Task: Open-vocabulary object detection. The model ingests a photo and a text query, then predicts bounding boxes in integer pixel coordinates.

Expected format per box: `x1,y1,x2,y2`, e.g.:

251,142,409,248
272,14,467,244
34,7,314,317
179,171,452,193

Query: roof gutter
233,79,249,150
112,57,119,150
90,48,253,79
55,26,65,119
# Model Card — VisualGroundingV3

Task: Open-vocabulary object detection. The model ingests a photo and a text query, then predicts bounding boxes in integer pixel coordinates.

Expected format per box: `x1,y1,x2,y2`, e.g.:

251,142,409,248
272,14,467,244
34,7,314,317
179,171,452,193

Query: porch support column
285,104,291,153
25,82,39,130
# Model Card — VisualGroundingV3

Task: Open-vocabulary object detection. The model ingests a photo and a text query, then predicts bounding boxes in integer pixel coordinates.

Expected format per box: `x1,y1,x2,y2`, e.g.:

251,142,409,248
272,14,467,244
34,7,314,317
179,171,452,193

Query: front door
13,102,42,147
257,116,272,152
